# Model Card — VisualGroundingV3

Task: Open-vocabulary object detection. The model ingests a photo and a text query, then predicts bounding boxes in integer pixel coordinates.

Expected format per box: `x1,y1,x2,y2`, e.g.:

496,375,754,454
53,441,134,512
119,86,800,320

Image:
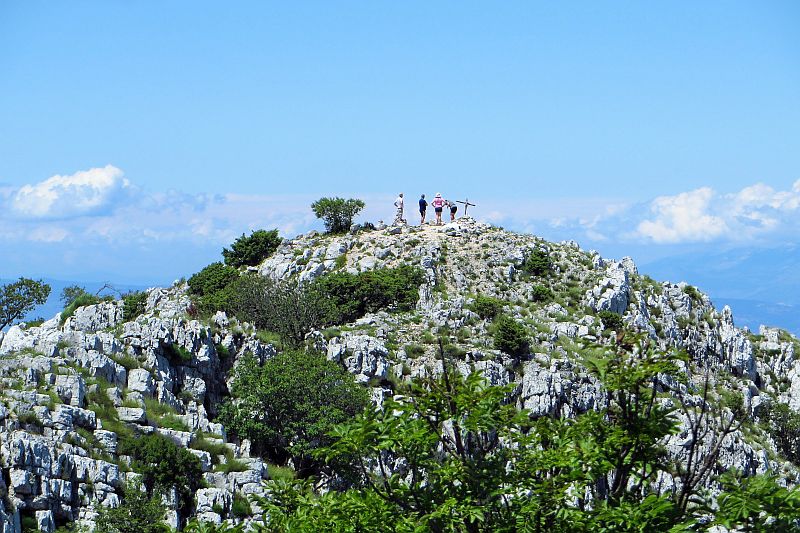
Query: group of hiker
394,193,458,226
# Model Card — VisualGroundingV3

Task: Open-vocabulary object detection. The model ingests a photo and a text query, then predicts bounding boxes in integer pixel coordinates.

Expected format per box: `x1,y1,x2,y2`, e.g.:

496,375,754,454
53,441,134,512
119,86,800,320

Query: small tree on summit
311,197,365,234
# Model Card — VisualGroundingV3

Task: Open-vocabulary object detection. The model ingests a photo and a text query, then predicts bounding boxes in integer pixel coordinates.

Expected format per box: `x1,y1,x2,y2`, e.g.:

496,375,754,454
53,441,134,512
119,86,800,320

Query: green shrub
313,265,426,323
267,463,297,481
187,262,239,314
531,284,553,303
215,458,249,473
188,262,239,296
217,351,369,476
493,316,529,357
223,229,282,268
163,343,193,364
122,290,148,321
682,284,702,302
598,310,624,331
118,433,202,513
190,433,231,464
471,295,504,319
215,343,230,359
311,197,366,234
20,514,38,533
112,354,141,371
760,401,800,464
522,249,552,277
94,479,169,533
60,284,87,306
231,274,334,347
231,492,252,518
404,343,425,358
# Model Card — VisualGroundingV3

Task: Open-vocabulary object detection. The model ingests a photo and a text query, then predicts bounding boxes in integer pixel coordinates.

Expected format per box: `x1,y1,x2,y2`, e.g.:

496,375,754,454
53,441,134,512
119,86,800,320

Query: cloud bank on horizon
2,165,799,280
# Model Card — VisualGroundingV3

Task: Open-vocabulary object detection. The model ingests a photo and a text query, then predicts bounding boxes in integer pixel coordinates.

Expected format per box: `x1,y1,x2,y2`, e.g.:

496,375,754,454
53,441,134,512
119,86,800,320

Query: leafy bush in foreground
217,351,368,475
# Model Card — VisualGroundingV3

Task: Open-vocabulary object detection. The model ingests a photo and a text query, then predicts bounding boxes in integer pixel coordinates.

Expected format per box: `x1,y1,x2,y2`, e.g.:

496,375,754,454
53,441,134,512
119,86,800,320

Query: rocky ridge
1,217,799,531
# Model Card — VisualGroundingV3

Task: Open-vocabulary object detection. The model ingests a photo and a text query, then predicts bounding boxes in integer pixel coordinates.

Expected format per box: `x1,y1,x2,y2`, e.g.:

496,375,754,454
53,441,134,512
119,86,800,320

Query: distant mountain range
641,244,800,334
5,243,799,335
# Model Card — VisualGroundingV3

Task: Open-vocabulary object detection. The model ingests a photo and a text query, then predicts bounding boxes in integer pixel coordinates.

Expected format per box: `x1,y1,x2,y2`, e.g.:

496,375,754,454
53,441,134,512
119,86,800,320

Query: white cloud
5,165,800,281
10,165,130,218
636,188,729,243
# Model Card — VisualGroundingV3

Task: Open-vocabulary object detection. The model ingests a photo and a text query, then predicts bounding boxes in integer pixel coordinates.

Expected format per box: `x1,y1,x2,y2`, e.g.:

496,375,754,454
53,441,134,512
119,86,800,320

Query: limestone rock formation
1,217,799,530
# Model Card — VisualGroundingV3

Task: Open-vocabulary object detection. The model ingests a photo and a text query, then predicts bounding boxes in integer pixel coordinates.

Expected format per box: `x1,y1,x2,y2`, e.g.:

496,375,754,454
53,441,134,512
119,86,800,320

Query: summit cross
456,198,476,217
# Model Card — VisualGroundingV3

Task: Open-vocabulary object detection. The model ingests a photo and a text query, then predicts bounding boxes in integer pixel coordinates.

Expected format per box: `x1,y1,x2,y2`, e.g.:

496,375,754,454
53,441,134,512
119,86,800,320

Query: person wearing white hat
394,193,405,224
431,193,445,225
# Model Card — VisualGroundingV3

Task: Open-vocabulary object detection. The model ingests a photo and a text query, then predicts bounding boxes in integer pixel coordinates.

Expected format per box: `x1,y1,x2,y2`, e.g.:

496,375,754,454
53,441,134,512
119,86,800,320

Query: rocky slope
1,217,799,531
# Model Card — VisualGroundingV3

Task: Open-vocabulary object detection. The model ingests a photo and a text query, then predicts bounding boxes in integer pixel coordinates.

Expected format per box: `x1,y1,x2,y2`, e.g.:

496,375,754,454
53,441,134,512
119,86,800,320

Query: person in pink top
432,193,445,225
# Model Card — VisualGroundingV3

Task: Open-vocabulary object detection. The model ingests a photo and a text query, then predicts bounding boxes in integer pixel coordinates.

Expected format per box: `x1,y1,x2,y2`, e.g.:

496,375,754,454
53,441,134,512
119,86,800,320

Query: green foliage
403,343,425,358
60,292,103,324
231,492,253,518
311,197,366,234
223,229,282,268
163,342,193,364
715,471,800,530
60,284,88,306
759,401,800,464
217,351,368,475
20,514,38,533
598,309,624,331
215,458,249,473
682,284,702,302
470,294,505,319
190,432,231,464
240,337,800,532
230,274,333,347
143,397,190,431
0,277,51,330
493,315,529,356
522,248,552,277
183,521,243,533
531,284,553,303
187,262,239,314
122,290,148,321
313,265,426,323
118,433,202,513
268,463,297,481
215,342,230,359
94,480,169,533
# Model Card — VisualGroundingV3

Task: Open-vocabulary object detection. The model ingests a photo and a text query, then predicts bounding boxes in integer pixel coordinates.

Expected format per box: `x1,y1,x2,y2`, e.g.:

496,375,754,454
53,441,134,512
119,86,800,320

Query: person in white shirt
394,193,405,224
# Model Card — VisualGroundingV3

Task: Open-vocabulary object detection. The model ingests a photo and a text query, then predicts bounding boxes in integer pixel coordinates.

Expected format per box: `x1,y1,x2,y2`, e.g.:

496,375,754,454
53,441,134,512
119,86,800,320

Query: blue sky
1,2,799,309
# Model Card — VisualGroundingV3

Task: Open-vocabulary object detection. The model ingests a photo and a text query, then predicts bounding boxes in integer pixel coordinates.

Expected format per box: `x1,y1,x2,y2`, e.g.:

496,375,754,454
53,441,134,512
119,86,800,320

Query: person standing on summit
432,193,445,225
394,193,405,224
419,194,428,225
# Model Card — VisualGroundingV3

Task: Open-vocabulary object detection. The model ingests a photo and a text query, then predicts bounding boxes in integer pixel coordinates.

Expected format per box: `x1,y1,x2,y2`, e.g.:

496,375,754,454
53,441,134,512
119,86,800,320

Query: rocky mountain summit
1,217,799,531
